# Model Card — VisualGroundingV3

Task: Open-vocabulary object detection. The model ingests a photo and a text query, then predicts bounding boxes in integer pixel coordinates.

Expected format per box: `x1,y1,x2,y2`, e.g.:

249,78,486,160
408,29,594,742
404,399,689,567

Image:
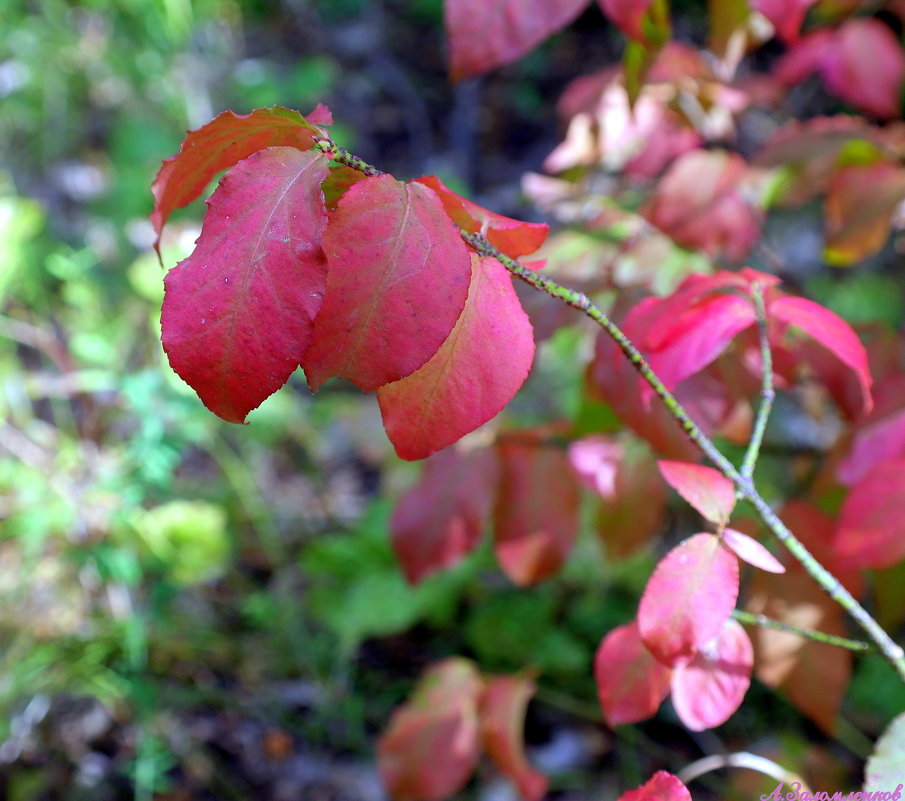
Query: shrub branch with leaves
152,0,905,797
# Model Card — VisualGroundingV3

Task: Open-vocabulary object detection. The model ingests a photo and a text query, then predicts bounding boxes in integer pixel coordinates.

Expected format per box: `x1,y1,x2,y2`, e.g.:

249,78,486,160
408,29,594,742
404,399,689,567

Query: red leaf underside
161,147,330,424
378,255,535,461
657,460,736,525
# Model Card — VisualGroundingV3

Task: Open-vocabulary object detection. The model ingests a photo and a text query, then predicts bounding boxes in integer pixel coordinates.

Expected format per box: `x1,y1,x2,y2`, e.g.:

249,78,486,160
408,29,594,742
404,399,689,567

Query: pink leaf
836,459,905,570
752,0,817,43
721,528,786,574
390,446,498,585
494,438,581,585
595,620,672,726
479,674,549,801
415,176,549,258
618,771,692,801
768,295,873,416
303,175,472,392
838,407,905,486
670,618,753,731
378,658,483,801
775,29,834,85
445,0,590,81
657,460,736,525
821,19,905,120
638,533,740,666
378,255,535,460
642,150,763,262
160,147,330,424
151,106,328,252
596,0,655,42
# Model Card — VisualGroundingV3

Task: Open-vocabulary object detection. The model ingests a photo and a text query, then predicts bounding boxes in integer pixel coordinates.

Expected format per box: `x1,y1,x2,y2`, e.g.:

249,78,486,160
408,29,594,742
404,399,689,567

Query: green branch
732,610,872,653
314,136,905,684
741,283,775,480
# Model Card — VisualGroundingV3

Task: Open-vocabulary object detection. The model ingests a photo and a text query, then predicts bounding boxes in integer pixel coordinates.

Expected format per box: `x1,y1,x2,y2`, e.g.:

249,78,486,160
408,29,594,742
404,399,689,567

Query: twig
677,751,810,791
732,610,872,653
741,283,775,480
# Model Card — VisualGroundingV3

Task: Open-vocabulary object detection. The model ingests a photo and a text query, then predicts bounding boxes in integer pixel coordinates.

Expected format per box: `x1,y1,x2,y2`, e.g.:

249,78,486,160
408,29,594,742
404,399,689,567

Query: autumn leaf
415,175,549,258
378,658,483,801
670,618,753,731
494,438,581,585
618,771,692,801
479,674,548,801
595,619,672,726
657,459,736,525
304,175,472,392
160,147,330,424
378,255,535,461
390,446,498,584
151,105,329,252
445,0,590,81
638,532,740,666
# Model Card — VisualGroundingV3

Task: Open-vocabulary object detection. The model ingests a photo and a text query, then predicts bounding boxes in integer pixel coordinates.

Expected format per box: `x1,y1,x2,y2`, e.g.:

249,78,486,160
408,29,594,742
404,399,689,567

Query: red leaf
769,295,873,416
836,459,905,570
303,175,472,392
160,147,330,424
596,0,654,42
824,162,905,266
415,176,549,258
445,0,590,81
821,19,905,119
638,533,740,666
670,618,753,731
494,438,581,585
838,406,905,486
752,0,817,43
390,446,499,584
595,620,672,726
657,460,736,525
642,150,762,262
618,771,692,801
378,658,483,801
570,437,667,557
151,106,328,252
775,29,834,85
378,255,535,460
721,528,785,574
479,674,548,801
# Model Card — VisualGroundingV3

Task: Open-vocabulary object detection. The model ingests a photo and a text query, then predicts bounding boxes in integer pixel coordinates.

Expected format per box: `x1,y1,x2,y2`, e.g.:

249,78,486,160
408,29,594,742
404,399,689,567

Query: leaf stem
740,283,775,481
315,137,905,684
731,609,872,652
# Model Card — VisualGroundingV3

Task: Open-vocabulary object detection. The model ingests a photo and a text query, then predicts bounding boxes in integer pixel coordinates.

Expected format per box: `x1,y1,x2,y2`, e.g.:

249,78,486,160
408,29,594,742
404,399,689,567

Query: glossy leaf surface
378,658,483,801
595,620,672,726
638,533,740,666
304,175,472,392
161,147,330,424
151,105,328,250
378,255,535,460
670,618,753,731
479,674,548,801
390,446,498,584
